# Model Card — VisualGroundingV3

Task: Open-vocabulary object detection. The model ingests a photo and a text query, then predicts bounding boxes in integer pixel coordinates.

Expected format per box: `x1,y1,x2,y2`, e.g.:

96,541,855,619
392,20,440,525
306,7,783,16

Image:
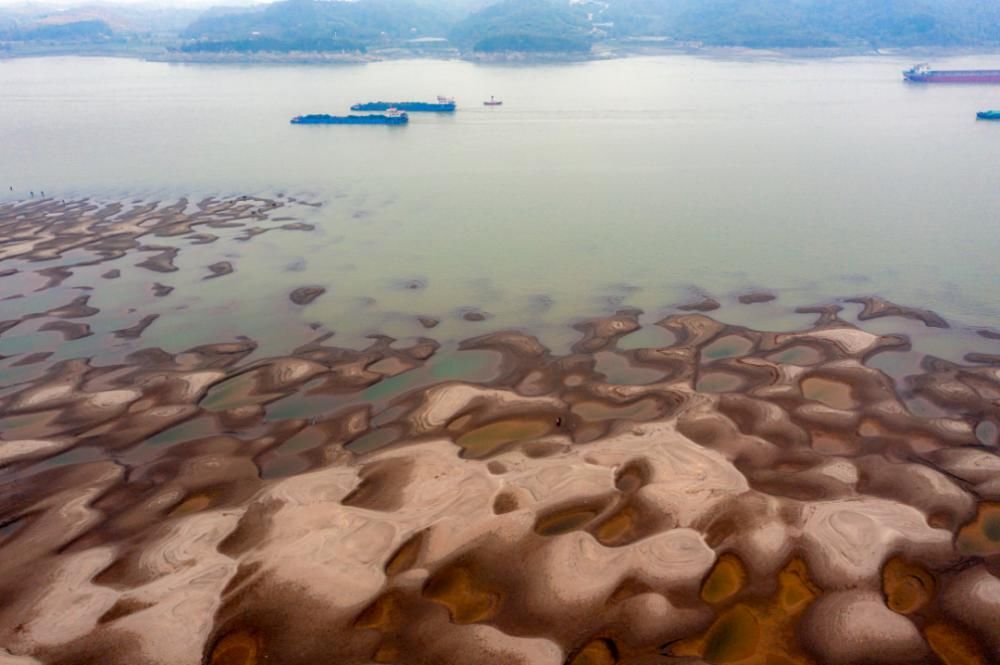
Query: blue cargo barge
291,112,408,125
351,101,456,112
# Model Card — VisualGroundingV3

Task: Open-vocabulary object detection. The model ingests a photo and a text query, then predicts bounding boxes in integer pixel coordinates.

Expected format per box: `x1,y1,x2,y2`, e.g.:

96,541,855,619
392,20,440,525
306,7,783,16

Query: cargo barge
351,101,456,112
290,112,408,125
904,63,1000,83
977,110,1000,120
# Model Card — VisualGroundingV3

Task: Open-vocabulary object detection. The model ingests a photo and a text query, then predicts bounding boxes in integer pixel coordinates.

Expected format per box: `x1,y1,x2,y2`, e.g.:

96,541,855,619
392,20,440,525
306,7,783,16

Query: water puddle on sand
169,491,218,516
670,558,819,664
256,425,335,479
113,417,230,465
263,350,502,422
808,430,857,455
423,565,501,625
592,352,665,385
270,424,327,456
455,419,553,459
259,454,311,480
700,553,748,605
905,395,951,418
208,630,261,665
571,398,662,422
138,416,218,449
345,427,402,455
616,325,676,350
200,371,273,412
567,640,617,665
975,420,999,446
801,377,856,409
534,505,602,536
25,444,105,471
882,557,934,615
924,623,990,665
371,403,410,428
697,372,745,393
766,345,822,366
701,335,754,361
0,410,62,439
592,505,639,545
866,349,924,385
956,503,1000,556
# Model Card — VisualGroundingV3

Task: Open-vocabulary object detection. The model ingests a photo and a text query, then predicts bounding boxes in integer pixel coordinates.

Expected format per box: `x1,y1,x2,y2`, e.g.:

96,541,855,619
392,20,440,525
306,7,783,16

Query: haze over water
2,53,999,343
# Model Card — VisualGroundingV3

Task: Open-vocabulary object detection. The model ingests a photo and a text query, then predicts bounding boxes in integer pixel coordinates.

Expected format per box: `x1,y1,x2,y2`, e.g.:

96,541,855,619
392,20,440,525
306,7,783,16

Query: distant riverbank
5,41,1000,65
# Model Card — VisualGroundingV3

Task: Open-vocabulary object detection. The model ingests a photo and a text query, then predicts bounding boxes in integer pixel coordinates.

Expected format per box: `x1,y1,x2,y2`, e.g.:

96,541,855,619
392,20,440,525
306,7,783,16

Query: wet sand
1,198,999,665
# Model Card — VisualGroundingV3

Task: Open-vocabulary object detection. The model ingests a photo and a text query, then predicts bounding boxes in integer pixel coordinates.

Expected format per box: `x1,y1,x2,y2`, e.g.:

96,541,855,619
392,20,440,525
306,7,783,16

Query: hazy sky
0,0,260,7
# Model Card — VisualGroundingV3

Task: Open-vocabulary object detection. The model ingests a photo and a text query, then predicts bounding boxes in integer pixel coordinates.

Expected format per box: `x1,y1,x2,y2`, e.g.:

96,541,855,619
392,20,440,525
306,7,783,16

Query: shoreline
5,43,1000,65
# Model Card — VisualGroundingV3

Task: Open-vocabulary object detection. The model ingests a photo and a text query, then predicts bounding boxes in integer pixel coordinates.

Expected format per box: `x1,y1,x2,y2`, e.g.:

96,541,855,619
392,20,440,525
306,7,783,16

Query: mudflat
1,197,999,665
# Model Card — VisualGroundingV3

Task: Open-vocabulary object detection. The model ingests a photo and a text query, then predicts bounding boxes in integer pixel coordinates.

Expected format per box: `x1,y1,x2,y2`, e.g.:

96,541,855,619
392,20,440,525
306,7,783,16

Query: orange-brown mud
1,199,1000,665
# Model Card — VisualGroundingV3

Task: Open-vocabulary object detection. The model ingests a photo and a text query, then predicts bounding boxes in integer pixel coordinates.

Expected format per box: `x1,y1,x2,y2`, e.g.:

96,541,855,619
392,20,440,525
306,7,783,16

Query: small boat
291,109,408,125
976,110,1000,120
484,96,503,106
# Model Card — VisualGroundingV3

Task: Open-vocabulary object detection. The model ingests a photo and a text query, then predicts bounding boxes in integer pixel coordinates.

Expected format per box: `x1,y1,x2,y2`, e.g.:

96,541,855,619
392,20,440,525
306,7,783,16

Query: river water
0,53,998,351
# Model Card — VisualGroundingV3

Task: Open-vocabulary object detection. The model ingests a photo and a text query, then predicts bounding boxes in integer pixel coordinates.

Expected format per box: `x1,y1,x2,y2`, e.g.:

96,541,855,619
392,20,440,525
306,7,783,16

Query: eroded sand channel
1,198,999,665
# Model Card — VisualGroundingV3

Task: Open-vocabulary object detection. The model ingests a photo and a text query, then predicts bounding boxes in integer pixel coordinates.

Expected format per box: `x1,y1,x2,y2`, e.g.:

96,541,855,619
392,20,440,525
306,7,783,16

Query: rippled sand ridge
1,198,999,665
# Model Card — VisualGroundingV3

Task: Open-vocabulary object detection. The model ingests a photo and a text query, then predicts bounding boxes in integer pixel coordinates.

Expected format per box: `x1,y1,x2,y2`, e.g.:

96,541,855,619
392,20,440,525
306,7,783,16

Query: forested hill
180,0,450,52
4,0,999,55
0,3,200,45
449,0,592,53
606,0,1000,48
179,0,1000,54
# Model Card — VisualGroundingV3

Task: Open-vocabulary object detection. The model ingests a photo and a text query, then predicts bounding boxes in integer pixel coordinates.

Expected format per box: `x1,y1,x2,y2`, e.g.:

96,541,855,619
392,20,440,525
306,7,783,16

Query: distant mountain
23,18,113,40
0,11,114,42
4,0,999,55
0,3,202,43
449,0,592,52
604,0,1000,48
177,0,1000,56
410,0,496,22
180,0,451,53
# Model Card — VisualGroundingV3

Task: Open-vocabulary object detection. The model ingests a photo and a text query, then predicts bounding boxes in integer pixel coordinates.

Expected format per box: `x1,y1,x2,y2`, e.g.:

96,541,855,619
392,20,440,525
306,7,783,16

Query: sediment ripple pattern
0,200,998,665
